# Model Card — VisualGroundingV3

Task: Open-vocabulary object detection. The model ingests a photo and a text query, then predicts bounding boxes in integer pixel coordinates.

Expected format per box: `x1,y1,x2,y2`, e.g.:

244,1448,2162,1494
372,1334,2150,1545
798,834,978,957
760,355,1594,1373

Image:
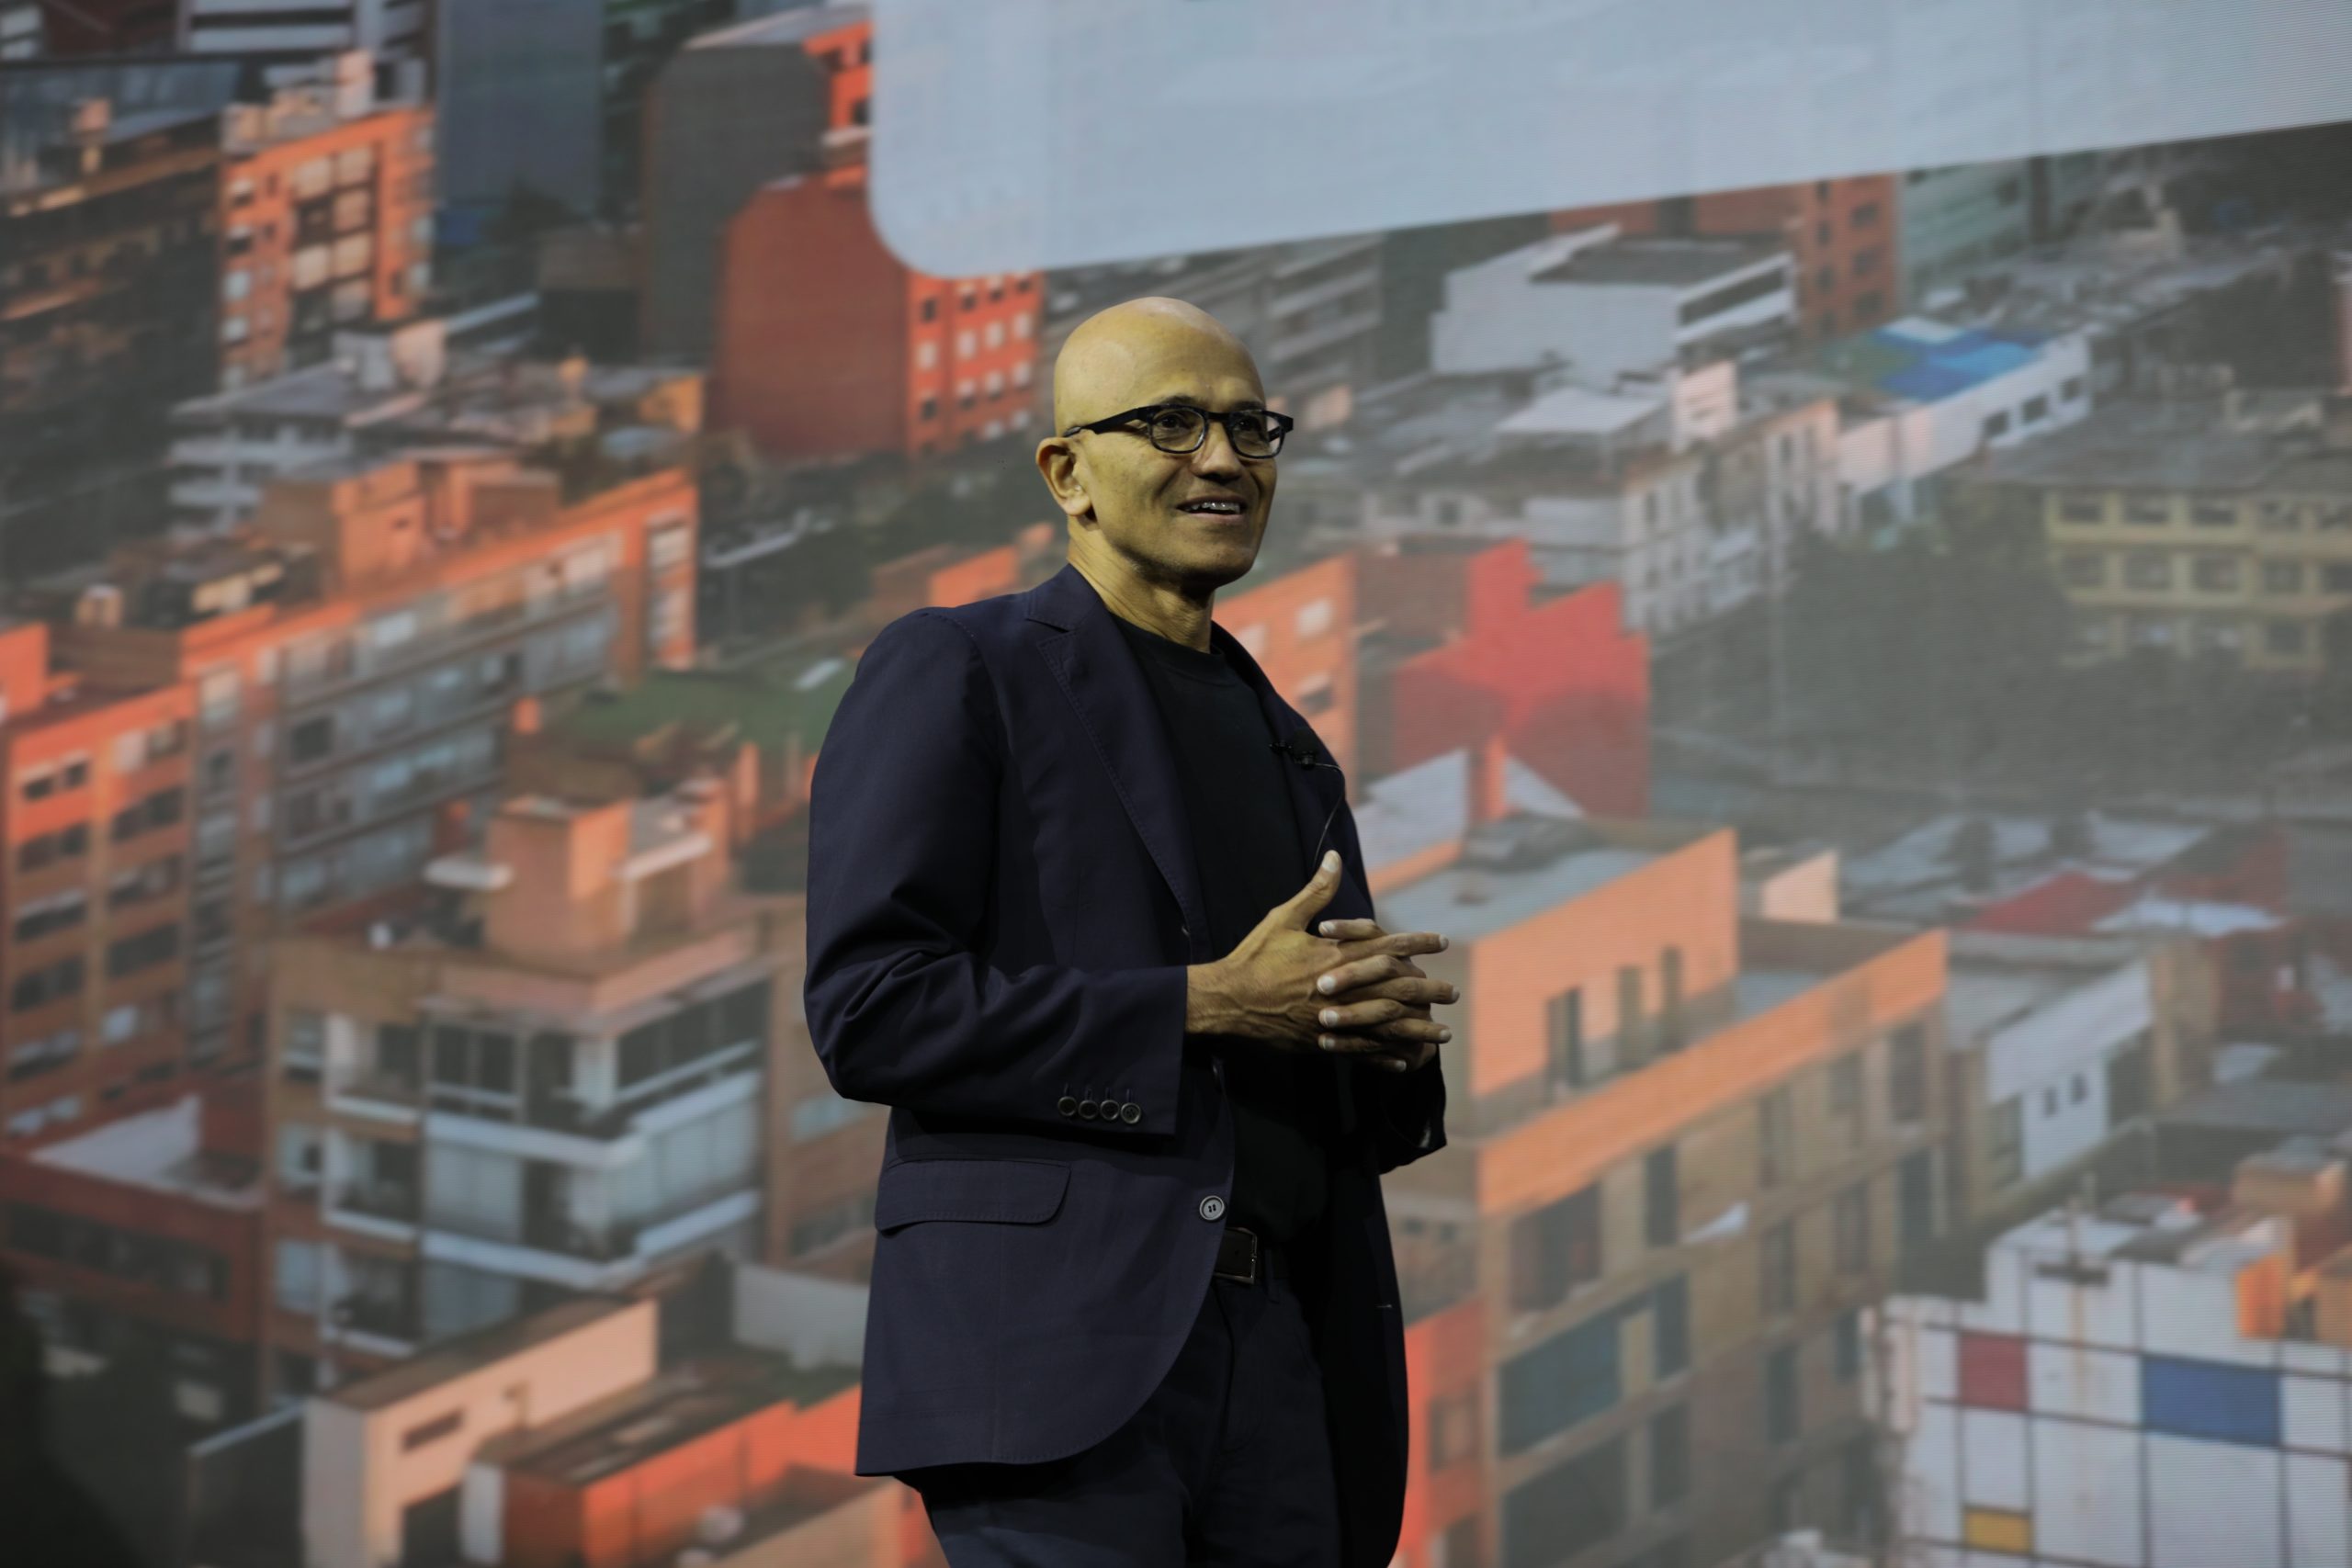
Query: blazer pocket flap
874,1157,1070,1232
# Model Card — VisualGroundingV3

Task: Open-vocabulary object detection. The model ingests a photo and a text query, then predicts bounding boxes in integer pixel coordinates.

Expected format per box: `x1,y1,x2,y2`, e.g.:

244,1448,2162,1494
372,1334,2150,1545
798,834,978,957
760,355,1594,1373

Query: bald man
805,298,1456,1568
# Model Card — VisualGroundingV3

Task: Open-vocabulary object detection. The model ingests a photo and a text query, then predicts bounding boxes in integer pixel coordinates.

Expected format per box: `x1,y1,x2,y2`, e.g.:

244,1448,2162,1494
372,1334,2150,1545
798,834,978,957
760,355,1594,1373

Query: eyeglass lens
1147,407,1282,457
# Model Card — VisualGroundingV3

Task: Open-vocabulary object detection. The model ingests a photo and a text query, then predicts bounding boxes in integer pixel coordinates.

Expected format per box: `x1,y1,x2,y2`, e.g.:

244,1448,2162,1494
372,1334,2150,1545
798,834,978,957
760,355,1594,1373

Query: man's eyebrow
1151,394,1267,411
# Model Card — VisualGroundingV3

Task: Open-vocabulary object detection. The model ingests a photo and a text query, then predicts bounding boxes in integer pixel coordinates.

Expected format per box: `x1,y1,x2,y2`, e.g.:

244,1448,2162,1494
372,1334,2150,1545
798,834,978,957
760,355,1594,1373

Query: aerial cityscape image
6,3,2352,1566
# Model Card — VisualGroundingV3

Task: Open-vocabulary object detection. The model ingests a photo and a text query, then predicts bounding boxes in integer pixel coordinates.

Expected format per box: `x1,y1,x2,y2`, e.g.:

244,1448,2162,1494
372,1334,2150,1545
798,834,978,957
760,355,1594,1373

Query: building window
1500,1437,1625,1568
2022,393,2050,424
1653,1276,1690,1378
1649,1404,1690,1507
1766,1344,1801,1444
1758,1087,1793,1188
1982,411,2012,442
1645,1145,1679,1248
2264,560,2305,594
1833,1181,1871,1274
1889,1022,1928,1123
1545,987,1585,1091
1509,1184,1600,1311
2061,552,2107,587
1760,1219,1796,1315
1898,1149,1939,1255
2192,555,2241,592
2268,619,2311,655
2059,495,2106,524
1834,1309,1864,1380
1499,1314,1620,1454
2191,502,2239,528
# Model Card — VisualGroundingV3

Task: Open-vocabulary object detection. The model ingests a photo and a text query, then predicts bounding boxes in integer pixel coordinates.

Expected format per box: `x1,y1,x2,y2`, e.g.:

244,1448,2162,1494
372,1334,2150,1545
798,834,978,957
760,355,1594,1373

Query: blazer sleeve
1331,795,1450,1175
803,608,1191,1136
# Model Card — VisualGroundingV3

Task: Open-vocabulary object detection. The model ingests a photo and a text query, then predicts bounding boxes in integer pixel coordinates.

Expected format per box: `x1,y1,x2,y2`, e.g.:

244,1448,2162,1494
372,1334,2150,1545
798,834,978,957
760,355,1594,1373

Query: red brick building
713,161,1044,459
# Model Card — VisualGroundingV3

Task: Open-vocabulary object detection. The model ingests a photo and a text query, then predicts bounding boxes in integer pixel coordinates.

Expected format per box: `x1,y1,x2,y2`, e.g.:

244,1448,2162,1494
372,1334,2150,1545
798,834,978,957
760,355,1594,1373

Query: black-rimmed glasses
1062,402,1295,458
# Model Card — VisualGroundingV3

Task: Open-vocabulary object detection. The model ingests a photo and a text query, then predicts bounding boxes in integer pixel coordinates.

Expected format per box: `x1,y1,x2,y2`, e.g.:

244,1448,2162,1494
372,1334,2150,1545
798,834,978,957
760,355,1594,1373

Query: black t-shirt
1110,612,1338,1244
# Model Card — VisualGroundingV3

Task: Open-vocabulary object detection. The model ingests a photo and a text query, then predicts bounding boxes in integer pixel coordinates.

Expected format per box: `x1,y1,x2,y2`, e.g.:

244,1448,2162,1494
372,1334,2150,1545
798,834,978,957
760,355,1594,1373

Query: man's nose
1192,422,1246,477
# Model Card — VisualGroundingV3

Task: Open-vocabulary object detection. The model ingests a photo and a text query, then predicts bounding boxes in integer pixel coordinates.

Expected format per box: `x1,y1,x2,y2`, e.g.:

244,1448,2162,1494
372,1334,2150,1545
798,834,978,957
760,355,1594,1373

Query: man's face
1060,341,1276,591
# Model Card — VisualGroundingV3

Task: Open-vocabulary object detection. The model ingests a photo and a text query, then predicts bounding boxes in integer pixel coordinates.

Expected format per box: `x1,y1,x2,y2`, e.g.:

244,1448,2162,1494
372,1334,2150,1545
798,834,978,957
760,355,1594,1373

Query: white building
1431,225,1797,385
1877,1182,2352,1568
1799,316,2096,531
1945,930,2178,1206
1363,357,1841,637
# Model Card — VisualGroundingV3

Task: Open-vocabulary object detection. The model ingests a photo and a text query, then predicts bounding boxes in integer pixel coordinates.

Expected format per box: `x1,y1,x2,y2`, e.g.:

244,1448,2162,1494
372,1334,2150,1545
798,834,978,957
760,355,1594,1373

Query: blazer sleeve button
1120,1102,1142,1124
1057,1095,1079,1116
1078,1099,1099,1119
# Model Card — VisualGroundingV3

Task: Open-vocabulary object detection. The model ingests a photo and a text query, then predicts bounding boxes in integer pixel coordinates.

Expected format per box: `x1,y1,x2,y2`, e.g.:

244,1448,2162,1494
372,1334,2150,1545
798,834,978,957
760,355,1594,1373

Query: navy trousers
904,1256,1343,1567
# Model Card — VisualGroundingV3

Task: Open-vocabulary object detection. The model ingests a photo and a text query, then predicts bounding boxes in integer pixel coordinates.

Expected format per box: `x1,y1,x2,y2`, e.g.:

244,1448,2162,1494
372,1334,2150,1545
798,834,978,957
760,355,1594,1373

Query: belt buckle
1225,1225,1260,1285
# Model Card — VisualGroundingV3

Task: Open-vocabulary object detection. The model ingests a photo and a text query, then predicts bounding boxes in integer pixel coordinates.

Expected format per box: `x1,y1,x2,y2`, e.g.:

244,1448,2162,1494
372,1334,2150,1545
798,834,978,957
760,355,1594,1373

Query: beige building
1960,390,2352,674
1374,810,1953,1567
262,774,795,1398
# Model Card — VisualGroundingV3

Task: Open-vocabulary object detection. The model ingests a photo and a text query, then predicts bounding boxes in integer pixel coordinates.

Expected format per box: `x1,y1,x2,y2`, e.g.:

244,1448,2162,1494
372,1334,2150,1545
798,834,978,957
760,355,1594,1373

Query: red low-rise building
1361,536,1650,817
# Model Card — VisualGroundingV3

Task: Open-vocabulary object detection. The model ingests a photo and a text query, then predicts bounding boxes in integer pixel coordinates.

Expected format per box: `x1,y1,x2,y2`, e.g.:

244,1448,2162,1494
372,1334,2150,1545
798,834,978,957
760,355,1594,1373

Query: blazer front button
1120,1102,1141,1124
1057,1096,1079,1117
1078,1099,1098,1119
1198,1194,1226,1222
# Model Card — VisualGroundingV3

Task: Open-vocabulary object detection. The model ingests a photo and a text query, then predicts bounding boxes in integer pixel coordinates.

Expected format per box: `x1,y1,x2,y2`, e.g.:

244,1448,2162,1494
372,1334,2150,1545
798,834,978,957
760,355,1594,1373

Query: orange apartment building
1368,803,1951,1568
0,618,198,1145
259,775,808,1401
217,51,435,389
1552,178,1902,341
17,452,698,1080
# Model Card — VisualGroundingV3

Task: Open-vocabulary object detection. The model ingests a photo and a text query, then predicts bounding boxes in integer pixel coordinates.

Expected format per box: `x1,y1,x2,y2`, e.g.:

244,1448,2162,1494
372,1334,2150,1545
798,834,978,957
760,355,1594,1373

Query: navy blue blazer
803,559,1448,1566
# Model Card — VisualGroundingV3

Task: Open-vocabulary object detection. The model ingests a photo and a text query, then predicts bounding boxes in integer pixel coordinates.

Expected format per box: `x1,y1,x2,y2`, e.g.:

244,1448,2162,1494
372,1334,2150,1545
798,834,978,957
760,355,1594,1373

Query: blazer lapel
1029,563,1211,958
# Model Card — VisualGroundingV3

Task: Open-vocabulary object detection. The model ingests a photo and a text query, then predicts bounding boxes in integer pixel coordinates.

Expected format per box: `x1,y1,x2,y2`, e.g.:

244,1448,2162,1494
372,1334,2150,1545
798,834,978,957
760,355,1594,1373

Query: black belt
1213,1224,1287,1286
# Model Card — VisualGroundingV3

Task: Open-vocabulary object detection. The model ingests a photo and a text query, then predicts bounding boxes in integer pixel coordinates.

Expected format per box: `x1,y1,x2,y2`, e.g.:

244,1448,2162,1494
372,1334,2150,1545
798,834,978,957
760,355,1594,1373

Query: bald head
1051,297,1257,432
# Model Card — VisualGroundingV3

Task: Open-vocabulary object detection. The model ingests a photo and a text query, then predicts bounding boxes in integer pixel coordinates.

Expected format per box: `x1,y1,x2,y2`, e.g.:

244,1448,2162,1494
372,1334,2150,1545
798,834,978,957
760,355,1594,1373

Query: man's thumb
1290,850,1341,912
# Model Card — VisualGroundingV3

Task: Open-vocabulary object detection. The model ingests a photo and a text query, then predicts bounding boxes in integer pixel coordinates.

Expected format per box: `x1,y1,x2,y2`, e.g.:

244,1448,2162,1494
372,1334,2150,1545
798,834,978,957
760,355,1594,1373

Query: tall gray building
638,4,860,360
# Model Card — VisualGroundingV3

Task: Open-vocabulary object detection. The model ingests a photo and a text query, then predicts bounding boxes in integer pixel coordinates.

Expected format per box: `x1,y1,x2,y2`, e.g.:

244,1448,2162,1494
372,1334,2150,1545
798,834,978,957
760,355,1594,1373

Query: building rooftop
550,661,852,761
1377,816,1687,946
326,1296,641,1411
1351,746,1581,874
1532,235,1783,289
686,1,868,51
1495,381,1663,438
1810,315,2055,404
29,1094,261,1211
1971,392,2351,494
1839,808,2210,925
484,1351,858,1486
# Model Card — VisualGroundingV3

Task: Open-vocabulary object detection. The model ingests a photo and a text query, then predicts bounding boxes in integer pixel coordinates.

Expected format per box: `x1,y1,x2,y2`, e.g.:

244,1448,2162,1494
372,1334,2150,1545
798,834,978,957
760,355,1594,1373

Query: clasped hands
1184,851,1458,1074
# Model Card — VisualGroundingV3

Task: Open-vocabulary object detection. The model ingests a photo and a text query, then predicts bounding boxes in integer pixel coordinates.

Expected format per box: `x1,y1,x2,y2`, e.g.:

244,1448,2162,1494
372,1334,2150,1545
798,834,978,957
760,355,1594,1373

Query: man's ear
1035,438,1092,521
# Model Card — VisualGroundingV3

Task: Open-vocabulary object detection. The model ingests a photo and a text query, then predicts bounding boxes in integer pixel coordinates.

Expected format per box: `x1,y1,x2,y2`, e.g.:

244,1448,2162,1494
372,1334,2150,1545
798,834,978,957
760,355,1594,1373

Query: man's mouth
1176,499,1248,517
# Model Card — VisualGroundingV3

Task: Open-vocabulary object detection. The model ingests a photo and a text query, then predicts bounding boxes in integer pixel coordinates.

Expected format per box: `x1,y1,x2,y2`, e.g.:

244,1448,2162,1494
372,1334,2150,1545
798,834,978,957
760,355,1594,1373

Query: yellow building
1962,393,2352,674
